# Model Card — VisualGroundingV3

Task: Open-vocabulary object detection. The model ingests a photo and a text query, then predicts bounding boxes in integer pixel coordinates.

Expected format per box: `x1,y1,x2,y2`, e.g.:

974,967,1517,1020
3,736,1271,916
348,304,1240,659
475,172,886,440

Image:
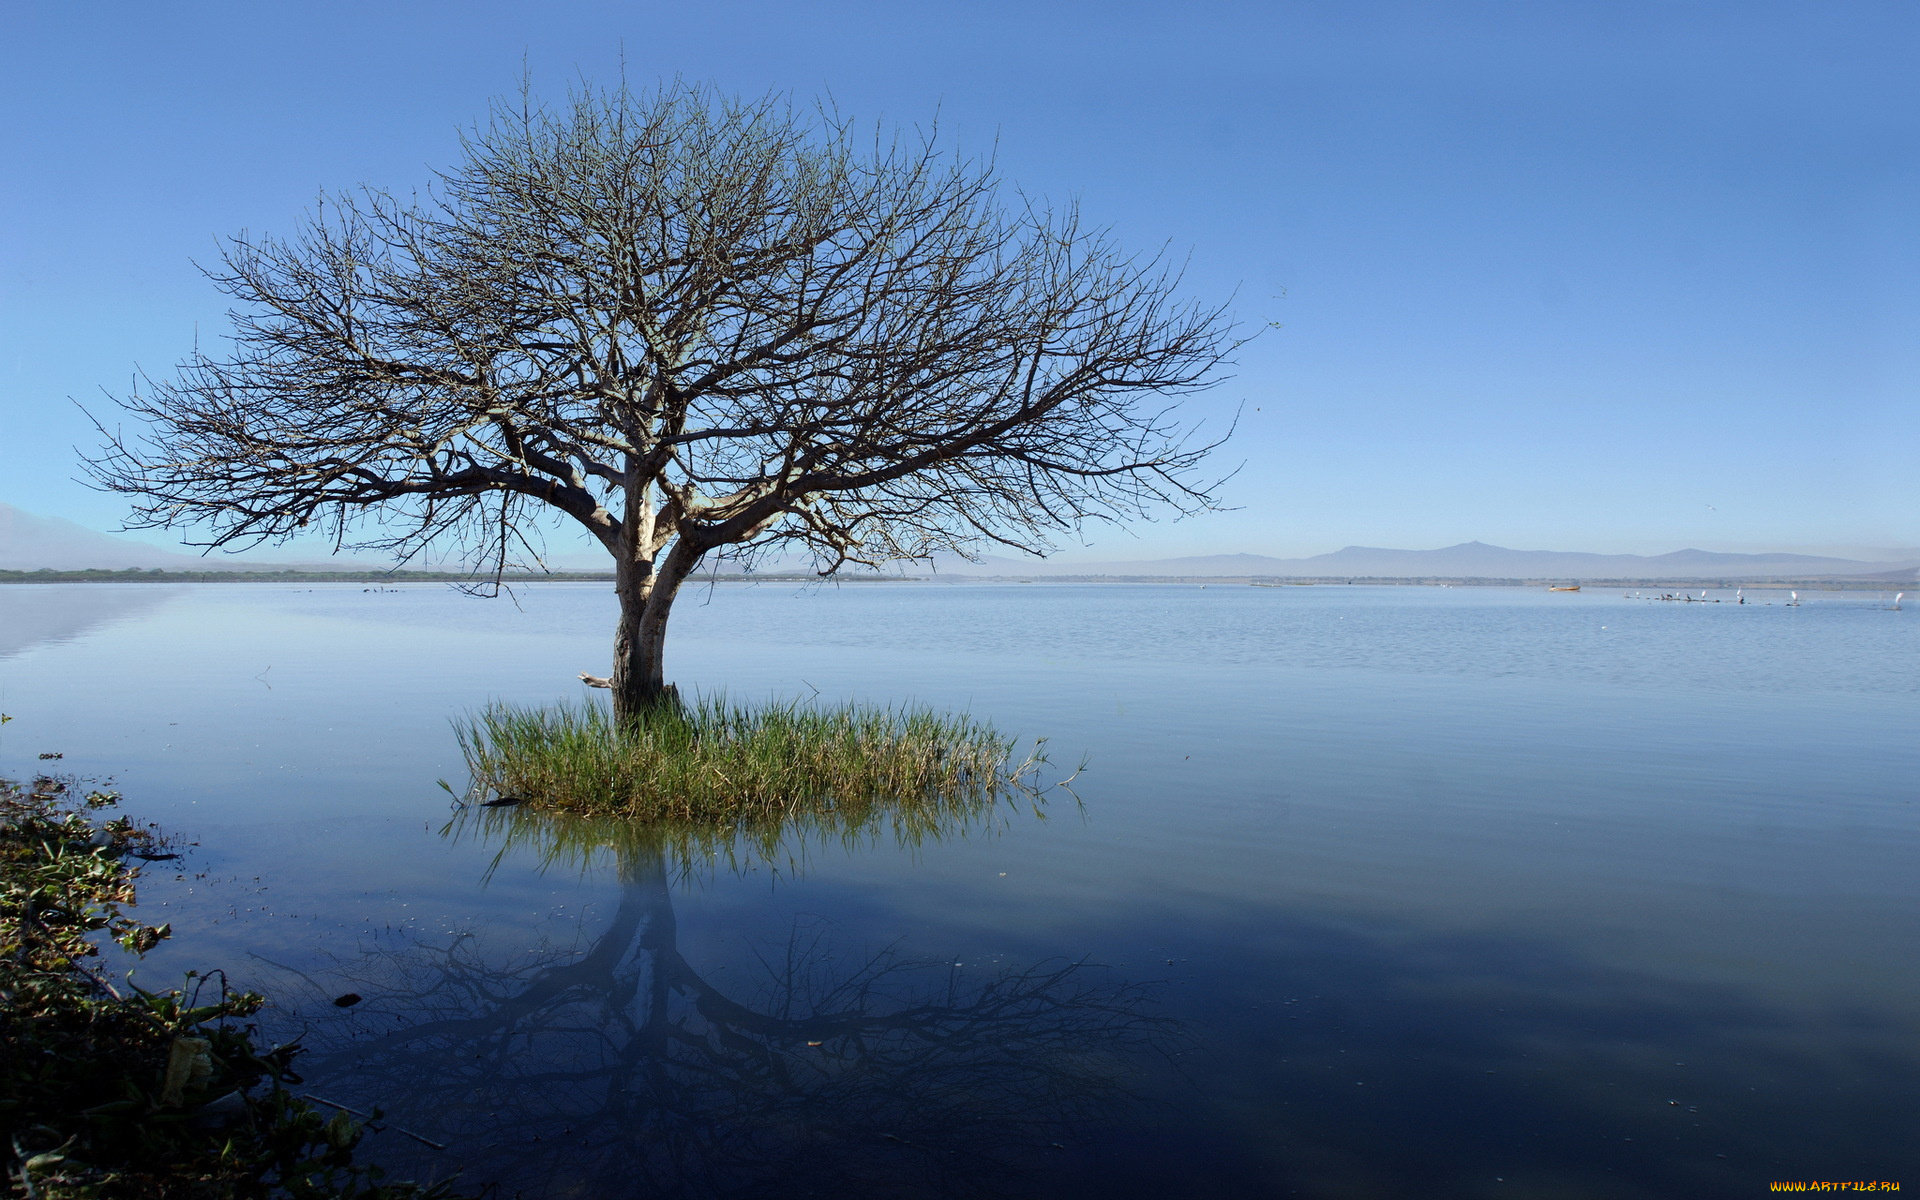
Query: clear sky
2,1,1914,563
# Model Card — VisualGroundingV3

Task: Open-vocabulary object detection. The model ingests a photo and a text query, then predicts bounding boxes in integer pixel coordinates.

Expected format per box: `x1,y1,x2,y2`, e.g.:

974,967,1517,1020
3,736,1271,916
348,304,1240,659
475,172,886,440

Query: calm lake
3,580,1916,1198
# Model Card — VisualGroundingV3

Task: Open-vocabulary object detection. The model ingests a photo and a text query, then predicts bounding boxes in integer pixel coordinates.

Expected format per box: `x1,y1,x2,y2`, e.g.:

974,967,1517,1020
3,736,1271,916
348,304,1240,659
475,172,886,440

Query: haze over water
2,580,1916,1197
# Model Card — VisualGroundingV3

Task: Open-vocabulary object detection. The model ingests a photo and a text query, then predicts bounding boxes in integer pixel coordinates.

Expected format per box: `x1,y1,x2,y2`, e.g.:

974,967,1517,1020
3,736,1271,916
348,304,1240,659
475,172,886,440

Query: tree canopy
88,79,1240,714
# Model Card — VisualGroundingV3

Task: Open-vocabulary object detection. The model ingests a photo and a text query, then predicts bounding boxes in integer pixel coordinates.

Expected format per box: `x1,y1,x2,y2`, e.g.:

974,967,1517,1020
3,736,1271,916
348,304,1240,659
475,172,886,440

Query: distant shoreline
0,568,1904,590
956,575,1905,589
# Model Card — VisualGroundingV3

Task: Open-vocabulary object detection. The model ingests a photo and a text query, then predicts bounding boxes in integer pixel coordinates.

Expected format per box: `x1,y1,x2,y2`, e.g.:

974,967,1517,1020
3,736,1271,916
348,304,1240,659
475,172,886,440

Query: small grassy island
0,777,467,1199
455,694,1052,822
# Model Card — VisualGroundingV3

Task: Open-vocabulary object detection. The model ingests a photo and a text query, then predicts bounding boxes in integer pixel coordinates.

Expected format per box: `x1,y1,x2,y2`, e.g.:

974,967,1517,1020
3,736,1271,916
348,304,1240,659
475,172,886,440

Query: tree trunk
609,547,697,723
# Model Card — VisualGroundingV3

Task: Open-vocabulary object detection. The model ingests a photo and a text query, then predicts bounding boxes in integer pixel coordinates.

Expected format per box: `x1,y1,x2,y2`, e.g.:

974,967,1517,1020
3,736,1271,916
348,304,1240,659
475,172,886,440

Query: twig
298,1093,447,1150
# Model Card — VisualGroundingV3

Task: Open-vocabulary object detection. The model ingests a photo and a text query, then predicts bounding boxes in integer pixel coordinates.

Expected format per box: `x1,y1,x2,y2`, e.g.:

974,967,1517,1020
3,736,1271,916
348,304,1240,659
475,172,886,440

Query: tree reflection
262,804,1177,1199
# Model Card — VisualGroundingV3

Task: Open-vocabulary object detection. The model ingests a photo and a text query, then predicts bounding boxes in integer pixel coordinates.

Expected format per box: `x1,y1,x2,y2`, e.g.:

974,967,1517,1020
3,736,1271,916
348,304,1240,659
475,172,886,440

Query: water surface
2,581,1915,1197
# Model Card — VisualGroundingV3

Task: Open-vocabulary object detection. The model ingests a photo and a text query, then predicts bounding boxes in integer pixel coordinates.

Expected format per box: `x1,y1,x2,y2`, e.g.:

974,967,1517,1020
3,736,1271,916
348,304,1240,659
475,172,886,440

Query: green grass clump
454,694,1036,822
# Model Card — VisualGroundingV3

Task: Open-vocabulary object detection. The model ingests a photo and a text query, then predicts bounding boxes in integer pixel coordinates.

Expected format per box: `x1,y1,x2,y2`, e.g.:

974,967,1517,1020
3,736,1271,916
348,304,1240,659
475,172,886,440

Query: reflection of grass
444,772,1036,886
455,695,1049,822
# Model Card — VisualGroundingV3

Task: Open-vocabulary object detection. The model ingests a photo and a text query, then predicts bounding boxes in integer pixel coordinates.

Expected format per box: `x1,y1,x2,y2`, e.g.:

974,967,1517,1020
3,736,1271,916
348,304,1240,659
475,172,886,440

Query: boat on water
1548,584,1581,592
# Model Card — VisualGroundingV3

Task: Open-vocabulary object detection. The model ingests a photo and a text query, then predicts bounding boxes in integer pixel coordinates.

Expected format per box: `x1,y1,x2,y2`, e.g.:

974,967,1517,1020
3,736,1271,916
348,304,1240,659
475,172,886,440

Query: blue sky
2,1,1914,562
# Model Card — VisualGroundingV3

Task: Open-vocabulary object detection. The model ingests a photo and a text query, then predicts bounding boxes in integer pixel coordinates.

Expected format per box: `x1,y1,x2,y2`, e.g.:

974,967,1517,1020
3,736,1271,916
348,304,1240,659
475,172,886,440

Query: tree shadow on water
255,805,1180,1200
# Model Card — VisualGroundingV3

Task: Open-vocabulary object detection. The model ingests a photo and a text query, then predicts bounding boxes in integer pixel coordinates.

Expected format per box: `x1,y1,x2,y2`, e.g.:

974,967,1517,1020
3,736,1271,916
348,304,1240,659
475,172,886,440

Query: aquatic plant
0,775,467,1199
453,693,1052,822
443,750,1051,889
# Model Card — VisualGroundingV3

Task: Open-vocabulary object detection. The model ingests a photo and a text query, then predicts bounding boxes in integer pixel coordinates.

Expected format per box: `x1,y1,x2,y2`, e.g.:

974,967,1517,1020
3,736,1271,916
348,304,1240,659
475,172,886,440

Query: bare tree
87,79,1238,718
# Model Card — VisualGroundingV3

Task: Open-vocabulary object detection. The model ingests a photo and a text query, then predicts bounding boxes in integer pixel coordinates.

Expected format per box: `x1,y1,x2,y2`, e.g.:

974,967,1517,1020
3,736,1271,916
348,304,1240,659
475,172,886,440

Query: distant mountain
1861,563,1919,584
8,508,1909,582
931,541,1919,580
1,503,210,570
0,502,367,572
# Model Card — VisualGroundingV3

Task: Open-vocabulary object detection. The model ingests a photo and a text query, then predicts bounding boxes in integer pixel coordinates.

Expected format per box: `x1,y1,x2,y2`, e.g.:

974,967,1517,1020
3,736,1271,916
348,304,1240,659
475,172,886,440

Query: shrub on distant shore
0,776,466,1199
453,695,1044,822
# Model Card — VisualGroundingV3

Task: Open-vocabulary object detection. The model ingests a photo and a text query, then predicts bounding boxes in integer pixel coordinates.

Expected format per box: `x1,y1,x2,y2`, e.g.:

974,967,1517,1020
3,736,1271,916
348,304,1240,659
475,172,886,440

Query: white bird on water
1895,592,1905,611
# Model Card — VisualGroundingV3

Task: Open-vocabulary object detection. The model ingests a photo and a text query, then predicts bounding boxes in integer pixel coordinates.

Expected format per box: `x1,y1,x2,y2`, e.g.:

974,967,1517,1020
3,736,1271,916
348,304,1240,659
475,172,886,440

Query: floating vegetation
0,775,466,1199
453,694,1060,823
